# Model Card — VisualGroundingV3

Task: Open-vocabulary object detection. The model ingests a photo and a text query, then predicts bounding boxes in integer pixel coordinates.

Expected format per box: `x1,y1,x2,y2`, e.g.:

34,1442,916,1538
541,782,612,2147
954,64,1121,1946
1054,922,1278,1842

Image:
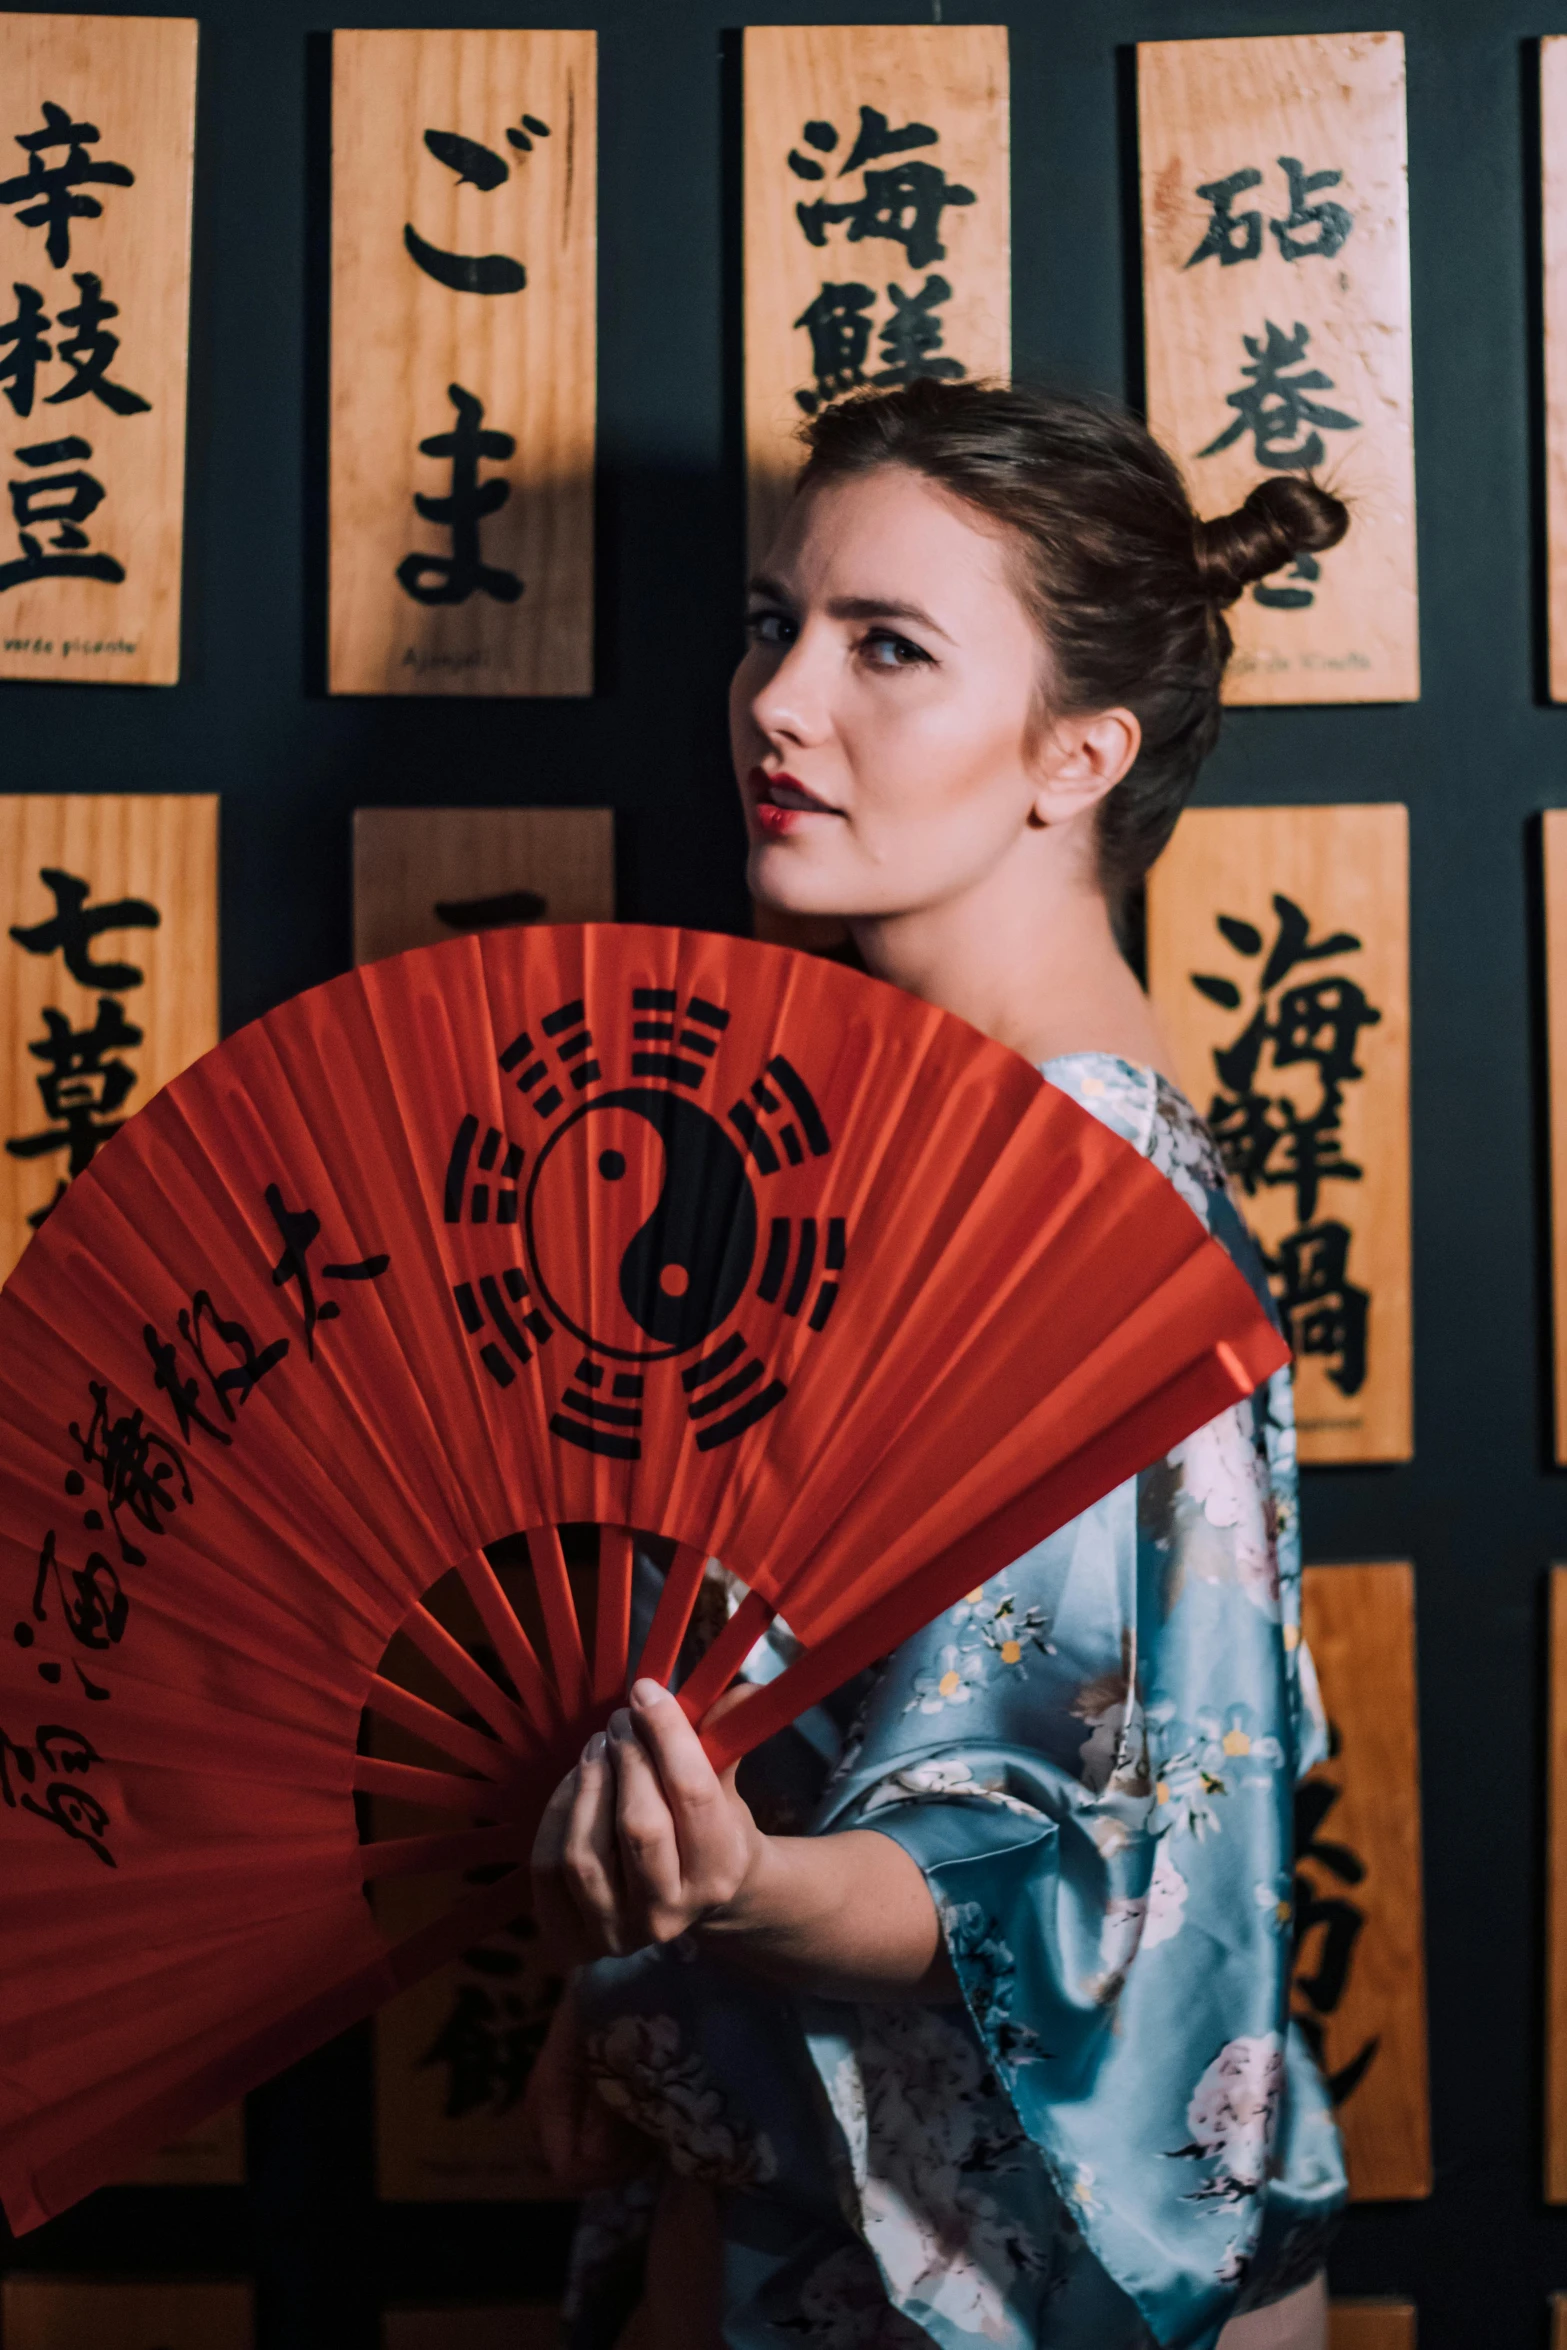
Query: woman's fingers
530,1764,591,1967
562,1732,629,1954
608,1704,686,1938
627,1679,746,1901
535,1684,765,1959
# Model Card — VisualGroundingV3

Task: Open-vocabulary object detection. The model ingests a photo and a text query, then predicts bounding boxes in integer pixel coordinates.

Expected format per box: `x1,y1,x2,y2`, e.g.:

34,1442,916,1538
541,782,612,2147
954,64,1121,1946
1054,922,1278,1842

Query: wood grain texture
0,2279,253,2350
353,806,613,966
330,30,595,697
1544,815,1567,1462
373,1865,561,2201
369,1560,569,2202
383,2312,561,2350
1300,1564,1430,2201
1139,34,1417,705
743,24,1009,565
0,794,218,1280
122,2101,244,2187
1146,805,1412,1462
1330,2307,1417,2350
1548,1569,1567,2197
1545,43,1567,699
0,13,197,684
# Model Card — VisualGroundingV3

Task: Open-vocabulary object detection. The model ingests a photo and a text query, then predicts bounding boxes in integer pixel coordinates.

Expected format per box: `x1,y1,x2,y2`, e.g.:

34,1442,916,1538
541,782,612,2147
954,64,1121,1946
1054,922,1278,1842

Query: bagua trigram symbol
442,986,846,1459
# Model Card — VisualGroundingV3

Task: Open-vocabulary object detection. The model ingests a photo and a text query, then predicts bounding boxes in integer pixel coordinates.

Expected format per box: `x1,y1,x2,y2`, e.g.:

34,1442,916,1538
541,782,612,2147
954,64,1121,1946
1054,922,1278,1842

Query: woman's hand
515,1980,652,2198
531,1678,768,1967
531,1677,953,1997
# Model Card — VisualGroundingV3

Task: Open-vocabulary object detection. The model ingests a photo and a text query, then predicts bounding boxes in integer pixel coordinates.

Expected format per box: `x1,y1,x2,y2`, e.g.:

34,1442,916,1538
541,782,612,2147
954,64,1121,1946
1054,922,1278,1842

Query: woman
523,381,1349,2350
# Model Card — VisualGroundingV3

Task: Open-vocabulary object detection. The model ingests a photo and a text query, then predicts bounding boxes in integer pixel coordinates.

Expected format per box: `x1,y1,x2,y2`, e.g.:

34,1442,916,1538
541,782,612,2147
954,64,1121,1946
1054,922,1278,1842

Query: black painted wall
0,1,1557,2342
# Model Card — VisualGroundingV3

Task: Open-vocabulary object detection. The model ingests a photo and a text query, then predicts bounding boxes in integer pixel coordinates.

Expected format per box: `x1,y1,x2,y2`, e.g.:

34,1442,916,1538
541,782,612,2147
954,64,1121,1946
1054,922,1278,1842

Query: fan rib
360,1826,532,1882
385,1845,558,1991
362,1674,511,1782
698,1342,1269,1775
529,1523,592,1718
400,1606,545,1757
454,1549,559,1728
353,1755,519,1819
637,1542,708,1687
676,1587,775,1719
595,1526,635,1704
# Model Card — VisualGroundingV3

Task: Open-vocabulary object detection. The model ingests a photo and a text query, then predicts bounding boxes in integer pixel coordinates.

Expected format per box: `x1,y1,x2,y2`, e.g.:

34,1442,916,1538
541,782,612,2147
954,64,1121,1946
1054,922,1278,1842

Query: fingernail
584,1732,606,1762
631,1678,670,1708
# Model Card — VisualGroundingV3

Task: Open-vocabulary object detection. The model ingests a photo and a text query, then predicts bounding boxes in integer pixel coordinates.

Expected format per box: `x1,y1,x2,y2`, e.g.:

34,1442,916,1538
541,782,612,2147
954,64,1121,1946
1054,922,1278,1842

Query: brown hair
794,380,1348,898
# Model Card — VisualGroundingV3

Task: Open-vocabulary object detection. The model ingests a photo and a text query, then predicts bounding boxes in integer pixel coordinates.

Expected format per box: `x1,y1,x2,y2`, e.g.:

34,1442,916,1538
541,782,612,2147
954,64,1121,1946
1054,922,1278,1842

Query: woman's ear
1027,708,1142,829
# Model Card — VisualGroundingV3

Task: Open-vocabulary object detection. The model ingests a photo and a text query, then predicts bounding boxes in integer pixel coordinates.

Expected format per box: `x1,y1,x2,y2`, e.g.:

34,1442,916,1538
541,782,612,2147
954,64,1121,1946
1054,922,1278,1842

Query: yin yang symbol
523,1087,758,1360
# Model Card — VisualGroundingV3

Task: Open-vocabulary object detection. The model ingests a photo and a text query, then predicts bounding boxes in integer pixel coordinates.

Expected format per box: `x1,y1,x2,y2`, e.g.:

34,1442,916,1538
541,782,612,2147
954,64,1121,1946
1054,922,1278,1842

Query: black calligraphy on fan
787,104,975,416
0,103,147,593
12,1264,315,1871
1191,896,1381,1400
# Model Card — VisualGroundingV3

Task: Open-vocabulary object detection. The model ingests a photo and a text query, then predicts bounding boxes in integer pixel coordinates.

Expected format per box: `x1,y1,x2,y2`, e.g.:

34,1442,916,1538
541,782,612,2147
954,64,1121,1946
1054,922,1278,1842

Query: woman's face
730,465,1056,920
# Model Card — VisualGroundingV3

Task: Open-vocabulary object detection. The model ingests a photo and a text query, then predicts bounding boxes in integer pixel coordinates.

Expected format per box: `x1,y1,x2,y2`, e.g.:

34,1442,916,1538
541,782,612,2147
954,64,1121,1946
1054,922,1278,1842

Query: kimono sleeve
809,1385,1344,2349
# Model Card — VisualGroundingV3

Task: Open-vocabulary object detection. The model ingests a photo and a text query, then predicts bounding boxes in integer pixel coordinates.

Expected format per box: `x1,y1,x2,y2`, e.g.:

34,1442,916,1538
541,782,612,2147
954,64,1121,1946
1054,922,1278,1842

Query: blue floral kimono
568,1056,1347,2350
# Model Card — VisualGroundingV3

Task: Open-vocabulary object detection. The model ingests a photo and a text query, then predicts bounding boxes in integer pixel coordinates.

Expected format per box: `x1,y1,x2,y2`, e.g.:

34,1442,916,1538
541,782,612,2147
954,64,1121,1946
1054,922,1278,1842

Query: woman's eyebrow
825,593,953,642
745,573,795,605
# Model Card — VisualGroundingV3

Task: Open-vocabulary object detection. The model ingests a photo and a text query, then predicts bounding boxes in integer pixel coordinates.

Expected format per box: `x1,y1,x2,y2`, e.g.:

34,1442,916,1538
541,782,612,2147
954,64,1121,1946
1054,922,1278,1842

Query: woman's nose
748,632,831,748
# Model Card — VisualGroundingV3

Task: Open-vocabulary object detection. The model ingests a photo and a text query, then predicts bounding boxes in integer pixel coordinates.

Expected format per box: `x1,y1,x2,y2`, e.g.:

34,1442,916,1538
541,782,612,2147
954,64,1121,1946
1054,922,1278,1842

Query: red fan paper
0,924,1286,2230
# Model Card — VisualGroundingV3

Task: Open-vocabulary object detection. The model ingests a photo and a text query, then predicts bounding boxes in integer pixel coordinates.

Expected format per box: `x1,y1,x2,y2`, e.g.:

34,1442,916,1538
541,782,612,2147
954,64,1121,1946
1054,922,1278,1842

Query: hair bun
1193,477,1350,608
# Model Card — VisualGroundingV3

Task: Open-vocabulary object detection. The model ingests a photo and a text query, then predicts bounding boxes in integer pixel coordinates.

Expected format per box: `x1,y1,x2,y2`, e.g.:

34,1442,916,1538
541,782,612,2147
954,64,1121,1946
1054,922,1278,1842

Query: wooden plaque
375,1866,563,2201
1545,43,1567,699
353,806,614,967
1146,805,1412,1463
122,2101,244,2187
1555,2294,1567,2350
1138,34,1418,705
743,24,1010,565
0,2279,253,2350
1543,814,1567,1462
371,1561,568,2201
330,30,596,697
1330,2308,1417,2350
0,794,218,1280
1298,1564,1430,2201
1548,1569,1567,2197
384,2312,561,2350
0,12,197,684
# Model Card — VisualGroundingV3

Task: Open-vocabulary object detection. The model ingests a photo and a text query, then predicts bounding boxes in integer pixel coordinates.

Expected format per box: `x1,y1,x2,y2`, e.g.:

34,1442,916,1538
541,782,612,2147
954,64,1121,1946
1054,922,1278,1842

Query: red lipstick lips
750,768,839,837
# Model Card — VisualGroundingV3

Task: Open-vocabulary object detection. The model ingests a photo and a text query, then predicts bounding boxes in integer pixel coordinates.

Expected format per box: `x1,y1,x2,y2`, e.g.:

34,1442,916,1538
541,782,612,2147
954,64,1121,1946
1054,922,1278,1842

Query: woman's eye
745,610,795,647
861,629,931,669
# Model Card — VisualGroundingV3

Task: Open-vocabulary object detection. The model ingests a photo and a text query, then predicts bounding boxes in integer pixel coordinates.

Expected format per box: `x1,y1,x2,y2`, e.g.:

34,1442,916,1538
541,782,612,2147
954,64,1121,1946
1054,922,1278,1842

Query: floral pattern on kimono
567,1054,1346,2350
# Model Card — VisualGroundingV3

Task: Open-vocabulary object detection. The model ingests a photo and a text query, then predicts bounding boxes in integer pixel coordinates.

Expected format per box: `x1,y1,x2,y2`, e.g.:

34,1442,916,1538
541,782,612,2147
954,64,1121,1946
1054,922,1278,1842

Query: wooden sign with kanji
353,806,614,968
0,13,197,683
371,1550,569,2201
331,31,596,697
0,795,218,1281
1146,805,1413,1464
743,25,1010,566
1139,34,1418,704
1299,1563,1431,2202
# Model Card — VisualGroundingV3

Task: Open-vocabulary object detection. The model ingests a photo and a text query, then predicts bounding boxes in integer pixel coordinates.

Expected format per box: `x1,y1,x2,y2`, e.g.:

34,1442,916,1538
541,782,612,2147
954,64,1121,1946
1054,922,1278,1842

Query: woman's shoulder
1041,1050,1227,1228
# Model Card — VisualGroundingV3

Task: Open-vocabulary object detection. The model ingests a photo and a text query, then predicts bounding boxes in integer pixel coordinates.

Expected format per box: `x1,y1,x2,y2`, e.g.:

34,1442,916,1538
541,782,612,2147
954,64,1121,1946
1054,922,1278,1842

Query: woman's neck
847,837,1178,1081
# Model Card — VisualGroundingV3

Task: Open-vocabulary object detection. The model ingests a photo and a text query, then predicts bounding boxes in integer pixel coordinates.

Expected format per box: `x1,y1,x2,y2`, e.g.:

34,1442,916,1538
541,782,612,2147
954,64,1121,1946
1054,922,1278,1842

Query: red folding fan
0,923,1286,2232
